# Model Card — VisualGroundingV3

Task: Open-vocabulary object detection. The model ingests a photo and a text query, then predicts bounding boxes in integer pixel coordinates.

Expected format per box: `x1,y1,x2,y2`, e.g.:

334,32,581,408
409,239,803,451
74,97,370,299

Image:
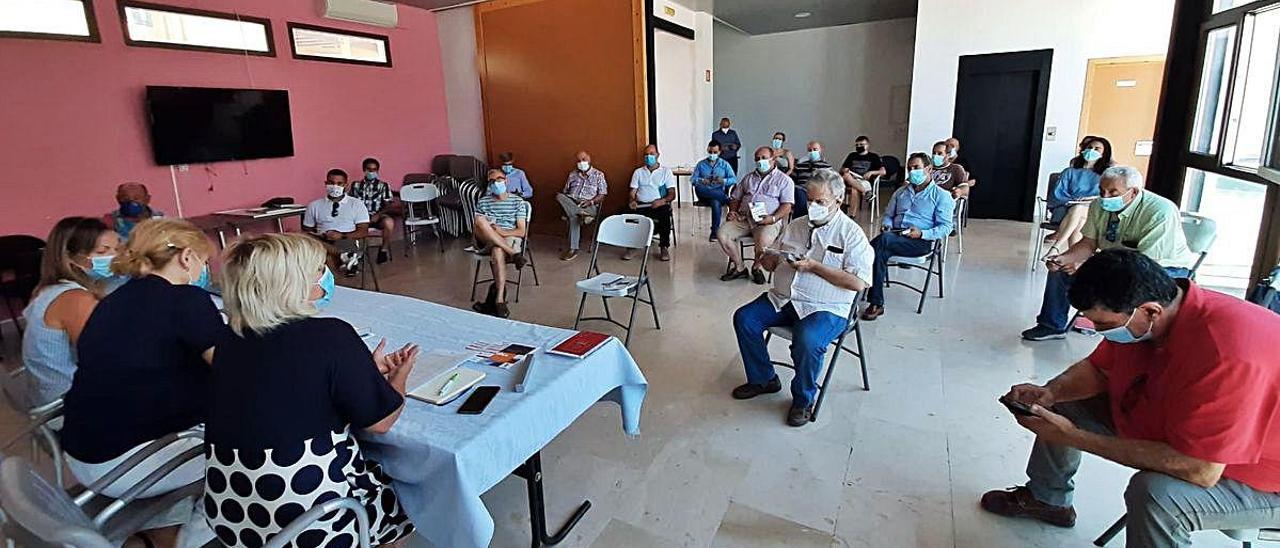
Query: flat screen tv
145,86,294,165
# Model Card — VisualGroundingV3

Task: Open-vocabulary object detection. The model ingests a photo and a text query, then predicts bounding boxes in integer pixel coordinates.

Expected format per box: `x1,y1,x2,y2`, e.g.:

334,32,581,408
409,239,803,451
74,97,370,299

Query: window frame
0,0,101,43
286,22,392,68
116,0,276,57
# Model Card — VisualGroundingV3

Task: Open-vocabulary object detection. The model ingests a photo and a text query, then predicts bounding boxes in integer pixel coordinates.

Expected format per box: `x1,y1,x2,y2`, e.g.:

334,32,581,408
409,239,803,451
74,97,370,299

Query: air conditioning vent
323,0,398,28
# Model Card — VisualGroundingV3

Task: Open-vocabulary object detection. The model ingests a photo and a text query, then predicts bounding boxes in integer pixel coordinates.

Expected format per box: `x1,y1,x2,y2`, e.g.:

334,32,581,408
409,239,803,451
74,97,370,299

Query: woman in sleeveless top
22,217,118,409
771,131,796,178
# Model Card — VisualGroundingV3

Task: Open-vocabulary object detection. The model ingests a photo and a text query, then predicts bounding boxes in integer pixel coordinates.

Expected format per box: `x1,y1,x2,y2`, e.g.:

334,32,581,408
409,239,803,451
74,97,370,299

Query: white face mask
577,161,591,172
808,202,837,225
325,184,345,198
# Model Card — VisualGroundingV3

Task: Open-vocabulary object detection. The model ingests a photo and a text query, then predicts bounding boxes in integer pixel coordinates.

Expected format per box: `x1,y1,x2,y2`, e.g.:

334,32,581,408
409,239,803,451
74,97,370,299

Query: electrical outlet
178,164,190,172
1045,127,1057,141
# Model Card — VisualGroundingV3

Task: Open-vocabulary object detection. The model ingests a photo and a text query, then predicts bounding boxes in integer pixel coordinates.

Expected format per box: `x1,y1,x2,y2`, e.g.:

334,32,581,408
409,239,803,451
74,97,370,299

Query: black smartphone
998,395,1037,417
458,386,500,415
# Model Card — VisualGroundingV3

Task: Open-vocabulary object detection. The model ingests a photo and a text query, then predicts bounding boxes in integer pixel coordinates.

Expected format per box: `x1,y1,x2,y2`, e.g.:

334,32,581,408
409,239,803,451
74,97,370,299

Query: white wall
713,18,917,165
653,2,714,202
908,0,1174,206
435,6,486,158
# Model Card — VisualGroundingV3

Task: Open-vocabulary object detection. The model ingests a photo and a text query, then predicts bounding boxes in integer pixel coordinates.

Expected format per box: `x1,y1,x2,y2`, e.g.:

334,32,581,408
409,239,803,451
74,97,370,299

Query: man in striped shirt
472,169,529,318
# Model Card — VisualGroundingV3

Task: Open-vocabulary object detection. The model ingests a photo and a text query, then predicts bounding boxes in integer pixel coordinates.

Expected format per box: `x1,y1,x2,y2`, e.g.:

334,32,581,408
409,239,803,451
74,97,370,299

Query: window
288,23,391,67
0,0,99,42
1189,26,1235,155
1224,6,1280,168
119,1,273,56
1214,0,1245,12
1182,168,1268,295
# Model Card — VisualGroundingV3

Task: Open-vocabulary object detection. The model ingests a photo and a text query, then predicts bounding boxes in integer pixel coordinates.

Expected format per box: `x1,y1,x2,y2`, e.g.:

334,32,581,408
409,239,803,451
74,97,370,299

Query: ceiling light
794,11,811,18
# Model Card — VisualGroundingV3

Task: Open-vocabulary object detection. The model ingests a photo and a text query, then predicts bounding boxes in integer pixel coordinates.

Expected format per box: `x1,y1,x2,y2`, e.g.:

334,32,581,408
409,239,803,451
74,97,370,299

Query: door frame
953,48,1054,222
1077,54,1166,146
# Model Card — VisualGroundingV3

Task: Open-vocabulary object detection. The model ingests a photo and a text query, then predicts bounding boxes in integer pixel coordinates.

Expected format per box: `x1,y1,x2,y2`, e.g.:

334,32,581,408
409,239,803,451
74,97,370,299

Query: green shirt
1081,190,1198,269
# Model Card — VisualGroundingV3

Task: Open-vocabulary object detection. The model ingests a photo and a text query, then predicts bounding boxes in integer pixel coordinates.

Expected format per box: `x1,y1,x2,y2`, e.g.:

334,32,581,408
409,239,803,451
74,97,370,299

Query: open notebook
404,350,484,405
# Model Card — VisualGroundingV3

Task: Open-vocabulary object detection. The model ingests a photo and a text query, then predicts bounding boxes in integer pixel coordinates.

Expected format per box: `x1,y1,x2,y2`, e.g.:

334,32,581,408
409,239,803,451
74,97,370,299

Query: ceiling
687,0,918,35
387,0,484,11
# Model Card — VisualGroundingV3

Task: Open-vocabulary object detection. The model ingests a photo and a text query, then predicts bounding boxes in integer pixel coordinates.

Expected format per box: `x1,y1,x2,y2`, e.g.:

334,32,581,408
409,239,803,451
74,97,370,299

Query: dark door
953,49,1052,221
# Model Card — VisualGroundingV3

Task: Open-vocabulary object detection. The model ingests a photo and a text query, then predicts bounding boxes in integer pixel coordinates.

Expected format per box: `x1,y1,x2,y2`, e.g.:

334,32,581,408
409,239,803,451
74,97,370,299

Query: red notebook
547,331,611,359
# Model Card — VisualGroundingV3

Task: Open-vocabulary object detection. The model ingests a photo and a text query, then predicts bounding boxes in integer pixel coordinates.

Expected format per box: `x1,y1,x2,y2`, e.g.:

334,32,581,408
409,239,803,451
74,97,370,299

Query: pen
436,372,459,397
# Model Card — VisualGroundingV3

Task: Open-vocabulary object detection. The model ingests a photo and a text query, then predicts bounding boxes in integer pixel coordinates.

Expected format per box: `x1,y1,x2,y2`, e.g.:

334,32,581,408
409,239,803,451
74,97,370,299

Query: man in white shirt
625,143,676,262
303,168,371,276
731,169,874,427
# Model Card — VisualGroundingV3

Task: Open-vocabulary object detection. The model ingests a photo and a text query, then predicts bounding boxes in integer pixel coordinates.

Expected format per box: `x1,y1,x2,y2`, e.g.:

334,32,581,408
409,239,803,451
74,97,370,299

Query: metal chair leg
573,294,587,330
811,337,843,421
623,291,641,347
601,296,613,322
470,260,482,301
514,262,523,303
854,323,869,391
1094,514,1126,546
645,280,660,329
916,255,931,314
937,249,945,298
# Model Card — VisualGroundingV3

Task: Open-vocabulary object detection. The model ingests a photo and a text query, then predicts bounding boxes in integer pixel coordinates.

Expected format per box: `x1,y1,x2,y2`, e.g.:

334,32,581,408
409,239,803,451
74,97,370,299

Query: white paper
750,201,768,222
406,350,473,393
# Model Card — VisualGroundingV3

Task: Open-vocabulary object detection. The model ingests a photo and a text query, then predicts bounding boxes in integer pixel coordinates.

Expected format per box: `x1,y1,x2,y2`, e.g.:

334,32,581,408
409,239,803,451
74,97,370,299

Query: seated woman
1046,136,1112,255
208,233,417,547
770,131,797,179
22,217,118,409
61,218,226,545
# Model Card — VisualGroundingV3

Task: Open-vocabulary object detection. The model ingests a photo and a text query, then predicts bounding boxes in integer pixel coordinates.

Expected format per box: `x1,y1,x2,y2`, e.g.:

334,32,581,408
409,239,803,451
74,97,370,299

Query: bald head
116,182,150,204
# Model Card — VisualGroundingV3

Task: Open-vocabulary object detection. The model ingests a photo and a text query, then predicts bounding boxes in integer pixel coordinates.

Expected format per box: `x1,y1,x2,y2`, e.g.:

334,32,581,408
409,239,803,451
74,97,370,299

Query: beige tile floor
0,206,1243,547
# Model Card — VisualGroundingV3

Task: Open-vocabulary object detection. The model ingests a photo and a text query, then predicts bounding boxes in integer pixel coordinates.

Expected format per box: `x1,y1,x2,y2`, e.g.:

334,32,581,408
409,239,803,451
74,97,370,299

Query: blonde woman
206,233,418,547
61,218,224,546
22,217,118,408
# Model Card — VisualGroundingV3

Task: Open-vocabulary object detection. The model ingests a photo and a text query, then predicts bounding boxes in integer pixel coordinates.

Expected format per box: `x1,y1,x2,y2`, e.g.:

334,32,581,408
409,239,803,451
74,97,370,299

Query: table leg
276,218,285,233
217,229,227,249
514,452,590,548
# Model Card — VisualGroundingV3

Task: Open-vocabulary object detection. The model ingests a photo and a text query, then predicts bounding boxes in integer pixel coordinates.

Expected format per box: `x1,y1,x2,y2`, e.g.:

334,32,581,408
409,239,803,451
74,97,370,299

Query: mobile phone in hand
998,395,1037,417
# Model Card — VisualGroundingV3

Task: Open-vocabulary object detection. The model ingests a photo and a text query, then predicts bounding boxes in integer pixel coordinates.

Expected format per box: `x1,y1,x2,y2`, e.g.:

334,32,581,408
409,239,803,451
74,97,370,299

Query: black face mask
855,146,866,153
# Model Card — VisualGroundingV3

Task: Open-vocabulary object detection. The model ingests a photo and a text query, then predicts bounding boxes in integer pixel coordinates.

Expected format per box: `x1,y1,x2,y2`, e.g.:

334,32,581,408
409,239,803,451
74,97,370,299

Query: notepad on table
404,350,484,405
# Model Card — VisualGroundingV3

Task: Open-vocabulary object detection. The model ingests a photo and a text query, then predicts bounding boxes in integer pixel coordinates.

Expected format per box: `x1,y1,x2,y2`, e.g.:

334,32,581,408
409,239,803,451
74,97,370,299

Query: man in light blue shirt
692,140,737,241
863,153,955,320
499,152,534,199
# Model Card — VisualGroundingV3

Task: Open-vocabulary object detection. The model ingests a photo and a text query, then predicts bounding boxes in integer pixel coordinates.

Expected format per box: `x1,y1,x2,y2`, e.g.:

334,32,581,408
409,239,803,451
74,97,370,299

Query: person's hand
1005,383,1055,408
880,225,892,235
791,257,817,272
629,200,639,210
906,227,923,239
760,215,775,226
653,198,667,208
372,339,419,376
727,210,742,222
758,253,781,272
324,230,342,241
1015,405,1078,447
386,346,419,392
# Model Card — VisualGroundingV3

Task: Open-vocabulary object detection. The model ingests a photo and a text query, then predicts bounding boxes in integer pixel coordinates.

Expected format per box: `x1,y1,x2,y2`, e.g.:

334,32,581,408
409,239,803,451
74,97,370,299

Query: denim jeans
1036,266,1191,332
693,182,730,236
1025,397,1280,547
732,295,848,408
867,232,933,306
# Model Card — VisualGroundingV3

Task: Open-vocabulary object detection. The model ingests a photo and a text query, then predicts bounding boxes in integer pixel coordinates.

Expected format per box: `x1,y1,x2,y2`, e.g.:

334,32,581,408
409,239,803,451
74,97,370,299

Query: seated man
691,140,737,242
349,157,398,263
1021,166,1199,341
302,169,371,277
556,151,607,262
944,137,978,188
983,249,1280,547
861,152,955,321
730,169,872,427
718,146,795,285
928,140,971,199
839,135,885,214
499,151,534,199
108,182,164,240
625,144,676,262
791,141,833,218
471,169,530,319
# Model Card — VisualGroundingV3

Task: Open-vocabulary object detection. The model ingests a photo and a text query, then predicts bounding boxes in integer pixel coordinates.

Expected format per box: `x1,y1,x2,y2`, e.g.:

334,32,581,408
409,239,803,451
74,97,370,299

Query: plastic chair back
880,155,902,183
400,183,442,204
402,173,434,186
1180,212,1218,255
1046,172,1061,200
596,215,655,250
0,457,112,548
0,235,45,301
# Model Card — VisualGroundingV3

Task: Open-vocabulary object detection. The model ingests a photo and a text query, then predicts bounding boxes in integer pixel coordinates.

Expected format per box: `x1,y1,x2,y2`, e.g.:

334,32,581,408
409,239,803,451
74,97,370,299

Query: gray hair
1101,165,1144,189
805,168,845,202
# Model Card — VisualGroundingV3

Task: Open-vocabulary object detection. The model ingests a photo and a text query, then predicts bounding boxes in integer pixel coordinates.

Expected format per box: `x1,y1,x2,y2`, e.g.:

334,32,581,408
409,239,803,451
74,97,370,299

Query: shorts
478,237,523,254
718,218,783,243
846,175,872,193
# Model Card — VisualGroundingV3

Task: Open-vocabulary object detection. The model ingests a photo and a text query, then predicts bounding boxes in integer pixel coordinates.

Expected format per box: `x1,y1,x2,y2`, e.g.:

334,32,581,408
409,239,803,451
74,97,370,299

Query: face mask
1082,149,1103,163
325,184,345,198
721,127,729,133
1099,310,1153,344
807,204,833,225
119,200,147,217
490,180,507,196
708,153,720,162
502,164,515,174
756,159,771,174
932,154,946,167
191,264,212,290
645,154,658,167
314,267,335,309
86,255,115,280
948,149,958,159
364,171,378,181
808,150,821,161
908,168,927,185
577,161,591,172
771,139,784,149
1099,194,1128,212
855,145,866,153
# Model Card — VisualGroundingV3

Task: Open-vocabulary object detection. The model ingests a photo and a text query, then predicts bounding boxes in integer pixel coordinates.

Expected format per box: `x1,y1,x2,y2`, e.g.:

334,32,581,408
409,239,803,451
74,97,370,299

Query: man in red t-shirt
981,249,1280,547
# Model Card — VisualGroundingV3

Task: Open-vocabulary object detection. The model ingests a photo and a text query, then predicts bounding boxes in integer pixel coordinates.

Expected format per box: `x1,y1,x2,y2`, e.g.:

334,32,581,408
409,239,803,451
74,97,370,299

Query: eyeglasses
331,202,340,217
1105,214,1120,243
1119,373,1149,415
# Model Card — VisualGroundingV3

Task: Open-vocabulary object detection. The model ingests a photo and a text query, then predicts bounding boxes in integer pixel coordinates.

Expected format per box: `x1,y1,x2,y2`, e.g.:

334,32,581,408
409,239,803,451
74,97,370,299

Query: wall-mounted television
145,86,294,165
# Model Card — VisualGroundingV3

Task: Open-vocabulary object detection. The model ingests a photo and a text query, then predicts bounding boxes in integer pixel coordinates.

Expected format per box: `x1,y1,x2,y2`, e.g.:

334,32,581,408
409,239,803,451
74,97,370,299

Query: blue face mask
314,267,335,309
1099,311,1153,344
708,153,720,162
119,200,147,217
490,181,507,196
1099,194,1128,212
1082,149,1103,163
771,138,784,149
192,264,212,291
756,159,771,174
364,171,378,181
808,150,821,161
644,154,658,167
931,154,946,167
908,168,928,185
502,164,515,174
86,255,115,280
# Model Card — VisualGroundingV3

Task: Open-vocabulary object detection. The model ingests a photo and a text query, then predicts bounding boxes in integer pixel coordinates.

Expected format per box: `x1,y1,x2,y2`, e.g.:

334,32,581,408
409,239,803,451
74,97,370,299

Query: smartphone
458,386,500,415
998,395,1037,417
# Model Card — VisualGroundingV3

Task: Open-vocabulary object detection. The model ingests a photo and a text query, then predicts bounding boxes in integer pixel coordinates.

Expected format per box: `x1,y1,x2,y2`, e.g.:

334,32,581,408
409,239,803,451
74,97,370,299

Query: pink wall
0,0,452,236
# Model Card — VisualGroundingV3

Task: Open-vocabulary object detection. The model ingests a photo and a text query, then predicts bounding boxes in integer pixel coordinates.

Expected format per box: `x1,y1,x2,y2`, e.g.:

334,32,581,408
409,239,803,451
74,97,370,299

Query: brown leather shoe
560,249,579,261
980,486,1076,528
860,305,884,321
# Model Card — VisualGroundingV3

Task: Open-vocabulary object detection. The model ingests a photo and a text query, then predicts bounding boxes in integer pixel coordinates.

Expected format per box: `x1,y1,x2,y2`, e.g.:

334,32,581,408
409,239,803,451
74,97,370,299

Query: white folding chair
470,201,539,302
1095,513,1278,547
763,296,870,422
574,215,660,347
885,239,945,314
1181,211,1218,279
400,182,446,255
0,367,66,487
951,197,968,255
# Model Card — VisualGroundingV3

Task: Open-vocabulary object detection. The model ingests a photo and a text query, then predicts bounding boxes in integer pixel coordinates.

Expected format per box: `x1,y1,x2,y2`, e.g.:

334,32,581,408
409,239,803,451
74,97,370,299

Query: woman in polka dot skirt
206,234,420,548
